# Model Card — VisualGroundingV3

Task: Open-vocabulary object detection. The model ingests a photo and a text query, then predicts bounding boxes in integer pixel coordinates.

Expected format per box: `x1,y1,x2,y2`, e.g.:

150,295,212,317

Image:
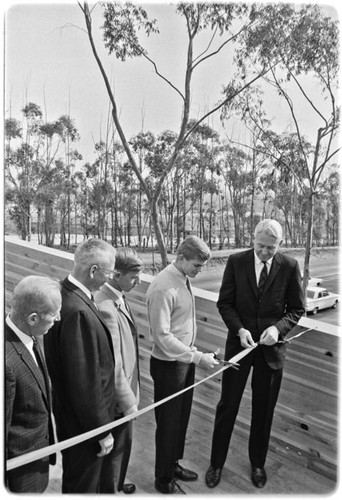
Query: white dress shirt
104,282,130,316
254,253,273,285
68,273,92,300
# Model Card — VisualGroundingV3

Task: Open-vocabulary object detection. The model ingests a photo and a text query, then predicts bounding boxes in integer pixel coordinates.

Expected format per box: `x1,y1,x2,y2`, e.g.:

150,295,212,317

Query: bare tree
78,1,271,266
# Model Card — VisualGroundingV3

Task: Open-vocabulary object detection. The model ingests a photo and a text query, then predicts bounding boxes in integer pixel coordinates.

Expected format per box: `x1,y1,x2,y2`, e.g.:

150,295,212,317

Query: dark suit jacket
5,324,55,493
217,249,305,369
44,277,116,447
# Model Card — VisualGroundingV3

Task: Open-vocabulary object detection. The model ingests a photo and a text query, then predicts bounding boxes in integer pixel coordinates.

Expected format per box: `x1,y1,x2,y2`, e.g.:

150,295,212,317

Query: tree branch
193,18,256,71
80,1,150,198
269,65,311,181
286,65,327,125
140,52,185,101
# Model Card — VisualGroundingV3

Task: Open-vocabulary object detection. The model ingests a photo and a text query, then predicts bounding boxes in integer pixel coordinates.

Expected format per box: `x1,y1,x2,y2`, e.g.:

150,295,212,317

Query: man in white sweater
147,235,219,494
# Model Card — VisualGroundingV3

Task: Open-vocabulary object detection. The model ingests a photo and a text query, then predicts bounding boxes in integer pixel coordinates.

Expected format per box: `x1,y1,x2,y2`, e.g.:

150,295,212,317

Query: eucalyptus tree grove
222,3,340,290
5,104,81,246
79,1,276,266
5,3,339,274
78,1,339,269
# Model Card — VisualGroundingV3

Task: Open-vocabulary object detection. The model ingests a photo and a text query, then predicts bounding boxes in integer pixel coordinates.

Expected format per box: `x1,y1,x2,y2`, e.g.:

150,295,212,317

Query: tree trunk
302,191,315,309
26,201,32,242
151,198,168,267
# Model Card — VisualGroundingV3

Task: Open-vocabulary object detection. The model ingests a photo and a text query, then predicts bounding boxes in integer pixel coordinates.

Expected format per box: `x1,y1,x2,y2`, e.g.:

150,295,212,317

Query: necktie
258,261,268,296
186,277,196,345
122,294,132,319
90,293,98,309
122,294,140,394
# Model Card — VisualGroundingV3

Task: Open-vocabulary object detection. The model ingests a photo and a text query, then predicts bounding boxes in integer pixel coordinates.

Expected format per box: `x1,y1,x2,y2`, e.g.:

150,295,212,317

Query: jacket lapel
6,326,49,408
263,252,281,294
64,277,107,320
63,278,115,357
245,249,281,297
245,250,259,298
101,283,137,329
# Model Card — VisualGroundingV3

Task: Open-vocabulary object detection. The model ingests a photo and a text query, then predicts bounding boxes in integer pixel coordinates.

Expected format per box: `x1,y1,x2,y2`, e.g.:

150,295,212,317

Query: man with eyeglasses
44,238,117,493
5,275,61,493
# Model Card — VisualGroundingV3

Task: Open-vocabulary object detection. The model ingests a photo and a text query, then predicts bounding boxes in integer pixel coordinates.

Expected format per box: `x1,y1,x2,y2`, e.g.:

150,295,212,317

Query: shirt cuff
192,350,203,365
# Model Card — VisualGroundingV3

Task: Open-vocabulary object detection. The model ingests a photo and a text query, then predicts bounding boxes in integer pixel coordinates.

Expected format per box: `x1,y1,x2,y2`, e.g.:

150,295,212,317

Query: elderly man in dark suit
95,247,144,495
206,219,305,490
44,238,117,493
5,275,61,493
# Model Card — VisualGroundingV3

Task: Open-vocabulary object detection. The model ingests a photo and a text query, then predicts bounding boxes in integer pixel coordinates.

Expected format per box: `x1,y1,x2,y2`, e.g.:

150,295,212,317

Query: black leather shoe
121,483,136,494
251,466,267,488
205,465,222,488
174,463,198,481
155,479,186,494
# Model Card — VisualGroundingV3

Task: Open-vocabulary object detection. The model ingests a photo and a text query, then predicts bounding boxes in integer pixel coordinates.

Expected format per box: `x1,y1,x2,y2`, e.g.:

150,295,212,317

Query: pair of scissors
213,352,240,370
277,327,313,344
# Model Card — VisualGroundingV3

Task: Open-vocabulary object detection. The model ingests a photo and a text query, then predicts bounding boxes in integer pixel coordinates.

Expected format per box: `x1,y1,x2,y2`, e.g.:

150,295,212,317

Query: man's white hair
74,238,116,267
11,275,61,319
254,219,283,240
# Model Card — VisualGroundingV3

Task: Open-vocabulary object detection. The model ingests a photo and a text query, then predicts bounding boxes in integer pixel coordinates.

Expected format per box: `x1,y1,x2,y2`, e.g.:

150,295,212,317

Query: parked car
301,275,323,287
308,277,323,287
306,286,339,315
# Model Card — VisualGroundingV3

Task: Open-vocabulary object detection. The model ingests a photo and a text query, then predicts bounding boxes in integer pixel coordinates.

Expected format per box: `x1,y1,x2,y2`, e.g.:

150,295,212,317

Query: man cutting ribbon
205,219,305,490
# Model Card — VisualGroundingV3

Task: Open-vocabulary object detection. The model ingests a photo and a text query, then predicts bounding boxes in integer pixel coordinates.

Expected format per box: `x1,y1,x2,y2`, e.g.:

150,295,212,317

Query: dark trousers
150,356,195,481
112,419,133,492
6,457,49,493
210,346,282,469
61,438,116,493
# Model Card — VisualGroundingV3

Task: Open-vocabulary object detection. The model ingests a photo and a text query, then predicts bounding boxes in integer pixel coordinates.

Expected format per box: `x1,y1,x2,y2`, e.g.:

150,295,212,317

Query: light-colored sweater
146,263,202,365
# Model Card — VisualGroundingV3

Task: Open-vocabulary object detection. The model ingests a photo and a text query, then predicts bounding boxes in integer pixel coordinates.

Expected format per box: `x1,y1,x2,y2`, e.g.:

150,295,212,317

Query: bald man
5,275,61,492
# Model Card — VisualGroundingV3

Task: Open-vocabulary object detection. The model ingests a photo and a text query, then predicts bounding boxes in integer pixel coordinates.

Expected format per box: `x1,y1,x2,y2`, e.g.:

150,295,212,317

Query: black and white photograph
3,0,340,496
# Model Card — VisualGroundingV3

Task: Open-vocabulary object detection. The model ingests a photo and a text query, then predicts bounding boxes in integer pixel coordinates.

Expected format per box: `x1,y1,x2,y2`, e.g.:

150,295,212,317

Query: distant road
191,255,340,327
4,234,340,325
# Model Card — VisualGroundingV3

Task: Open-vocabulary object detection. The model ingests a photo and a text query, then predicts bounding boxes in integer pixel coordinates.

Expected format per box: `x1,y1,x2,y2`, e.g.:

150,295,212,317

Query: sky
3,0,340,165
4,0,235,161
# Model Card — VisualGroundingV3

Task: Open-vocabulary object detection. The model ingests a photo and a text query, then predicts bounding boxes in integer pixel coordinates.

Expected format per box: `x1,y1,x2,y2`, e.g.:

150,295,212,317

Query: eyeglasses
97,265,115,279
36,311,61,322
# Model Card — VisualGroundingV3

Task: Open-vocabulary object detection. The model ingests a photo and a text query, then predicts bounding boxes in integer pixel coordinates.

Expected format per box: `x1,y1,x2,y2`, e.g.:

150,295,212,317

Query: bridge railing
4,238,338,482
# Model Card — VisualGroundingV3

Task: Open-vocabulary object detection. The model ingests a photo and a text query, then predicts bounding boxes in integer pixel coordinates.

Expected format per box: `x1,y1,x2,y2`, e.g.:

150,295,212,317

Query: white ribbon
6,328,312,472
